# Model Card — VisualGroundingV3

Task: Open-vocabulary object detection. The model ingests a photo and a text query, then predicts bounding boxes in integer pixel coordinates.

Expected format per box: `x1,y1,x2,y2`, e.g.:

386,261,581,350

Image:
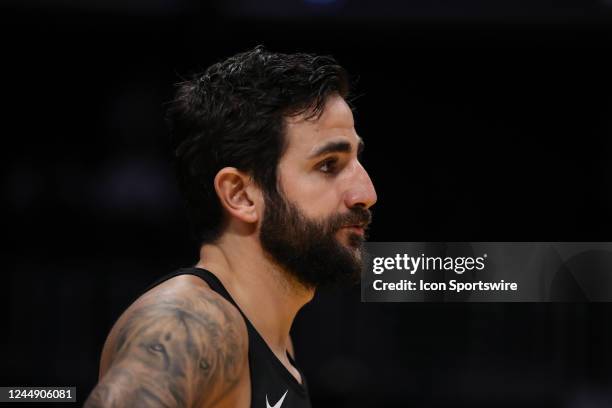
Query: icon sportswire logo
266,390,288,408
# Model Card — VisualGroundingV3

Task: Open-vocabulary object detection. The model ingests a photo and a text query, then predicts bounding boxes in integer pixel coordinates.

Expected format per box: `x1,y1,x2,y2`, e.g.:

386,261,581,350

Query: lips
342,224,366,236
334,207,371,238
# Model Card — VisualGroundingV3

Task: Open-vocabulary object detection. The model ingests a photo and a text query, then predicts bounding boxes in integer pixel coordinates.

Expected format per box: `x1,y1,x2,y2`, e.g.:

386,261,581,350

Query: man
85,46,377,408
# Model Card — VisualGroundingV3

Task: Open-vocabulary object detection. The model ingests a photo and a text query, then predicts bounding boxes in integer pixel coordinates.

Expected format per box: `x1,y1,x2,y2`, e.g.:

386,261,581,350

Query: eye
318,157,339,174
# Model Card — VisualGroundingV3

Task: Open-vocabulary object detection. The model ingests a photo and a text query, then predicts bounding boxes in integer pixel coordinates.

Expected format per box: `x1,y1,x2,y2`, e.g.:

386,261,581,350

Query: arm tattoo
85,284,246,408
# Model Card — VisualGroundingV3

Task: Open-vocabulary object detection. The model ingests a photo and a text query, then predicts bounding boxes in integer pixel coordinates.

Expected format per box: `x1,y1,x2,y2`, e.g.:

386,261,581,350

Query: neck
195,233,315,356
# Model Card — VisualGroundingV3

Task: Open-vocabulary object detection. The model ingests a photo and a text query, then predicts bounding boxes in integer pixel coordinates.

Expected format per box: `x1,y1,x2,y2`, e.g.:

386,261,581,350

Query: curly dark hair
166,46,350,244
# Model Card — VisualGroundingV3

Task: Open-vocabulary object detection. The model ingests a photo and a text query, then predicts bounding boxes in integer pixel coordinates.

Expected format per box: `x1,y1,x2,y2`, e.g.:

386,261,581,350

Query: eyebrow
308,136,365,159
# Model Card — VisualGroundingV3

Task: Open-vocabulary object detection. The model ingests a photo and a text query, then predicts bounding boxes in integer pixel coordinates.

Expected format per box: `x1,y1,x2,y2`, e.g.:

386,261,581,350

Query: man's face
259,94,377,288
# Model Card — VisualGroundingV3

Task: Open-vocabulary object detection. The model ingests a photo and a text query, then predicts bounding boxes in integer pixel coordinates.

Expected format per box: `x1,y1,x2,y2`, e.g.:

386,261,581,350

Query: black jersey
147,267,312,408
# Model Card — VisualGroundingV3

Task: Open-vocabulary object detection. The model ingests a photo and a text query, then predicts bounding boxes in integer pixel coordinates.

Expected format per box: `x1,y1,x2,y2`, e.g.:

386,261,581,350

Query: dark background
3,0,612,407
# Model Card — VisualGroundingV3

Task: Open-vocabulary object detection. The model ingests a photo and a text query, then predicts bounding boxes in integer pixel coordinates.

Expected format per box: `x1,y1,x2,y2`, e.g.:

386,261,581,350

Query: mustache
328,206,372,232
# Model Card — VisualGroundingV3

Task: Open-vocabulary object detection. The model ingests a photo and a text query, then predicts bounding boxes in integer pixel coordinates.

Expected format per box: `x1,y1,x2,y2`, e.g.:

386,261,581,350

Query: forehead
283,94,359,156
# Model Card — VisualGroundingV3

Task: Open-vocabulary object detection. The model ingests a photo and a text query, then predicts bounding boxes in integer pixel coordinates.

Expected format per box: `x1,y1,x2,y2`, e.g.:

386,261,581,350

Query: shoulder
95,274,248,406
103,274,249,373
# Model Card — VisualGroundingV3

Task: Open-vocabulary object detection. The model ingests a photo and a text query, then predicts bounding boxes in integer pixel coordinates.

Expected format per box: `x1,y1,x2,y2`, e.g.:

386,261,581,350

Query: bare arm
84,280,248,408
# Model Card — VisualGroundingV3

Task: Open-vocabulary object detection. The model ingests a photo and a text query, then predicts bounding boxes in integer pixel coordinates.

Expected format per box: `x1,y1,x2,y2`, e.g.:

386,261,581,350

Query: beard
259,189,372,290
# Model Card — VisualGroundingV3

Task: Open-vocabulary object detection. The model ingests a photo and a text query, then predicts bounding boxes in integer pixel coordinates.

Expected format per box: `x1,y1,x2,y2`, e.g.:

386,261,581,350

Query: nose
343,161,377,210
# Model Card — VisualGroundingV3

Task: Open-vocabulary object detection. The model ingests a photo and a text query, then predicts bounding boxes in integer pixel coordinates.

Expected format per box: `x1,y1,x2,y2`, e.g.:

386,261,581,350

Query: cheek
304,191,338,218
280,176,343,219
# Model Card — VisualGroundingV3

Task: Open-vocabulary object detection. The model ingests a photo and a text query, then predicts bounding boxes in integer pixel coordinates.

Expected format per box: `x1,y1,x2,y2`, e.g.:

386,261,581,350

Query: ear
214,167,260,224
